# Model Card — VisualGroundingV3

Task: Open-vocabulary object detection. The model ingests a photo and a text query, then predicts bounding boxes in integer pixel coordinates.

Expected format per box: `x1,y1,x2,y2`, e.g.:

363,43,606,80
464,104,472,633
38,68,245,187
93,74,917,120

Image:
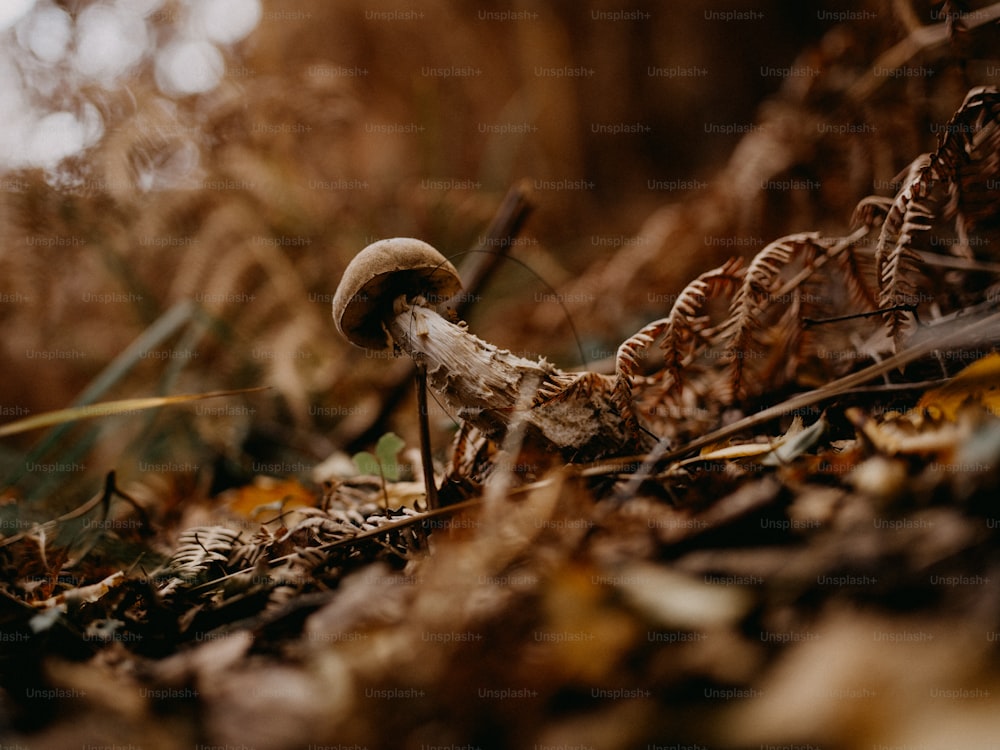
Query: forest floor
3,3,1000,749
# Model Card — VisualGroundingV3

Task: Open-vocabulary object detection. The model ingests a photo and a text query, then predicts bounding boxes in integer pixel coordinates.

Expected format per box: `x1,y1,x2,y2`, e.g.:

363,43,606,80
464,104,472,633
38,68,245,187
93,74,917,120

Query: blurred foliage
1,0,901,485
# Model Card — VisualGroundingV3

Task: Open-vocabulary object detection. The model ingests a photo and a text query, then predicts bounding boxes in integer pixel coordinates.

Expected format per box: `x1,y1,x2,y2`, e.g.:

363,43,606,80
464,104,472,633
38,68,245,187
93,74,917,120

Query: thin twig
414,363,439,509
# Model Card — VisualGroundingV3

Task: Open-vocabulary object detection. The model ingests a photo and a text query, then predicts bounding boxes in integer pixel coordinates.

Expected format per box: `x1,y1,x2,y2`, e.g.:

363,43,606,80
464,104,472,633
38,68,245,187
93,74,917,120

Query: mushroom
333,237,464,351
332,238,644,475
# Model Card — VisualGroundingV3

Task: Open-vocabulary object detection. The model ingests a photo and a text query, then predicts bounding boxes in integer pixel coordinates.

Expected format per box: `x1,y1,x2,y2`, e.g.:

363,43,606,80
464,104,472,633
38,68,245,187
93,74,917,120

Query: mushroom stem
413,362,439,509
387,301,641,460
332,237,645,462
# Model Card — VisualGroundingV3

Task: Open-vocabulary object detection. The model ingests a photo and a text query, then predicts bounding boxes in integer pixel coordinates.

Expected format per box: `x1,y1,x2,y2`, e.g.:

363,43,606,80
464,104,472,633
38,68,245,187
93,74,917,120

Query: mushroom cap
332,237,462,350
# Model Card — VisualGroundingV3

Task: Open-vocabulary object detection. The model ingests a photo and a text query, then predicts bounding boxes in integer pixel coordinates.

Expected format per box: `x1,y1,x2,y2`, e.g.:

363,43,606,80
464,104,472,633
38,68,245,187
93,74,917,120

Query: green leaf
352,451,381,477
352,432,406,484
375,432,406,481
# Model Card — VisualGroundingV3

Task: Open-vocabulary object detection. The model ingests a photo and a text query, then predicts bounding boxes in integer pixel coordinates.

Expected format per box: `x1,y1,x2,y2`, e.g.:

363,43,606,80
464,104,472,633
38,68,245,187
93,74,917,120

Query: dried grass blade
0,387,270,438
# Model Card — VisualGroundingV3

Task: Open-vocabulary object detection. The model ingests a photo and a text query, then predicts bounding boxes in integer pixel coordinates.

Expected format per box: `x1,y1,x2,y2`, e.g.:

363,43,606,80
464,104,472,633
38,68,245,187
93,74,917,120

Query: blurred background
1,0,996,511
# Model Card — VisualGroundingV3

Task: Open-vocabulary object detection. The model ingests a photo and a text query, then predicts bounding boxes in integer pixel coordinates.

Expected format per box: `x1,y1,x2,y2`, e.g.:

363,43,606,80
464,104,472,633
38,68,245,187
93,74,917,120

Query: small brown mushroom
333,237,463,351
333,238,644,464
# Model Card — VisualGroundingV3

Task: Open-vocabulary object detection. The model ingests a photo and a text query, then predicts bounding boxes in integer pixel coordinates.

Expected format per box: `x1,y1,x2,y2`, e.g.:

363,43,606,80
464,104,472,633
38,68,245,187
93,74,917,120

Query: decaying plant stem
388,300,640,461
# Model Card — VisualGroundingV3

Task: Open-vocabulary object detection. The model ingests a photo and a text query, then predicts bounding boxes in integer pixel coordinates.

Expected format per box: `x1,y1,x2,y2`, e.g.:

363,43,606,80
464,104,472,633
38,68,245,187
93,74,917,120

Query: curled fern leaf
835,239,879,312
661,257,745,389
612,257,742,419
724,233,824,396
164,526,244,584
875,156,935,346
873,87,1000,349
851,195,893,231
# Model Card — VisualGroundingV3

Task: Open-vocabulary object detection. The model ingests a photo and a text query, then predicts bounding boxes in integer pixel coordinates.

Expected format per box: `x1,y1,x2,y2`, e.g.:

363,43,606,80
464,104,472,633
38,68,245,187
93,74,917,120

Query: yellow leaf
917,352,1000,420
223,477,316,517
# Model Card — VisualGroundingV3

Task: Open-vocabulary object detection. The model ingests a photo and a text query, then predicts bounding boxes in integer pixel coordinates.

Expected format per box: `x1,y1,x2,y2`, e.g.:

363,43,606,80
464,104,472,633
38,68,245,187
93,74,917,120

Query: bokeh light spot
18,5,71,65
30,111,86,169
73,4,149,83
155,38,225,96
0,0,36,33
192,0,261,45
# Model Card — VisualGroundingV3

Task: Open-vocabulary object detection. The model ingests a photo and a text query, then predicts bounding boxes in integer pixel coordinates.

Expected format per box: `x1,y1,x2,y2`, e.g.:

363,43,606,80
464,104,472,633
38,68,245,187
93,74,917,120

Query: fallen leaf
223,477,316,517
918,352,1000,420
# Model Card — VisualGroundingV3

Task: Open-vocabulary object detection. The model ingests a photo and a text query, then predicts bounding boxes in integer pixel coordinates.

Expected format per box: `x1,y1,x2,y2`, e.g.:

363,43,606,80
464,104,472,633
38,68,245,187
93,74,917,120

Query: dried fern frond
163,525,244,585
612,257,743,427
851,195,894,231
949,90,1000,232
722,233,826,396
874,87,1000,348
157,502,432,617
875,153,937,345
660,257,746,370
534,372,603,406
613,258,744,386
835,238,880,312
